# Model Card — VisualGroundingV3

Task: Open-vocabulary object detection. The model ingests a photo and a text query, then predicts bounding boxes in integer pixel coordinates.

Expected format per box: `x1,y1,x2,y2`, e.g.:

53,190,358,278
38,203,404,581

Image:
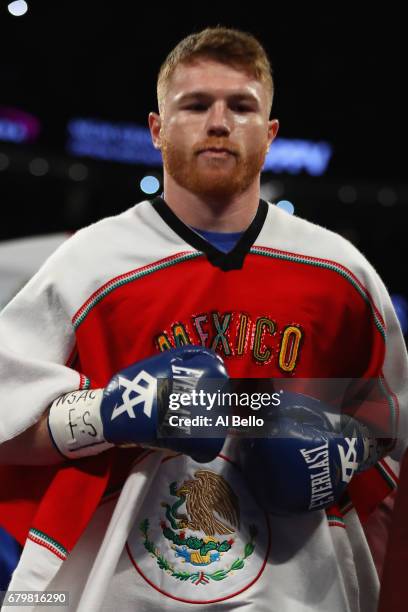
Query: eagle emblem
139,469,257,582
174,469,240,535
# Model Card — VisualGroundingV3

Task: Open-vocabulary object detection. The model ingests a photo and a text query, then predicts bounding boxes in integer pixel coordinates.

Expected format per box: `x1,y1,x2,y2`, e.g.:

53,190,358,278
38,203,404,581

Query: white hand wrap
48,389,113,459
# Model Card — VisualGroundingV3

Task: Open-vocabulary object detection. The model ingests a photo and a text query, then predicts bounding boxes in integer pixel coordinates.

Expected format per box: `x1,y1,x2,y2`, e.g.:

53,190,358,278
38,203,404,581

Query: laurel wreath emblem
139,519,257,585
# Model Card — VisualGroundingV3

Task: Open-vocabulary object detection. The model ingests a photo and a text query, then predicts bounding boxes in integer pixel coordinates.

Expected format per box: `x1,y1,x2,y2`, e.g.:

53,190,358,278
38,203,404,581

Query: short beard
161,138,266,201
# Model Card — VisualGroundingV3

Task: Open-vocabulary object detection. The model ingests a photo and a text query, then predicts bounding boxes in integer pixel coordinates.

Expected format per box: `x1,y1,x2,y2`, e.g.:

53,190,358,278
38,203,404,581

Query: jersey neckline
150,196,269,271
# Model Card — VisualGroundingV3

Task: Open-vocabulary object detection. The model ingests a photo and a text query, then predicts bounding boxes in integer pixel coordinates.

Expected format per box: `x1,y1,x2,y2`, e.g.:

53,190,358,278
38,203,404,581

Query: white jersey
1,198,407,611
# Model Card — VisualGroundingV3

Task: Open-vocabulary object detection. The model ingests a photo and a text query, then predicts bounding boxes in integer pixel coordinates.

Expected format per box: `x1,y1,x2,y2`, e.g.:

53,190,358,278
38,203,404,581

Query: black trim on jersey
150,196,269,271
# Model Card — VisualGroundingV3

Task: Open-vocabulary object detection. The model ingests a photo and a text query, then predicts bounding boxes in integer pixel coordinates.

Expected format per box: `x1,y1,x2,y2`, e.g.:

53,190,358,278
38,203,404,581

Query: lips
197,148,236,155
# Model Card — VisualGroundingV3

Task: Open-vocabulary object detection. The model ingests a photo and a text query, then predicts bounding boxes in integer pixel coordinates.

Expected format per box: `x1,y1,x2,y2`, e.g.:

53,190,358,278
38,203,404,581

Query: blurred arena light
140,176,160,195
67,119,332,175
68,163,88,182
263,139,332,175
67,120,161,166
391,294,408,336
276,200,295,215
0,108,40,143
0,153,9,171
261,180,284,201
29,158,49,177
338,185,357,204
378,187,397,207
7,1,28,16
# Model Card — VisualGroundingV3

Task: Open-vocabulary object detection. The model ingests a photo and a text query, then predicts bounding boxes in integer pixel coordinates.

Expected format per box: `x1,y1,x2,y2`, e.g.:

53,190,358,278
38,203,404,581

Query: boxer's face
149,59,279,200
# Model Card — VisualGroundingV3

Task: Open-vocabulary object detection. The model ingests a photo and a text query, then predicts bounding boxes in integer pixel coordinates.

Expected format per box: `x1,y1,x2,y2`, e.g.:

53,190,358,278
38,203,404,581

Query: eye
233,104,253,113
184,103,208,112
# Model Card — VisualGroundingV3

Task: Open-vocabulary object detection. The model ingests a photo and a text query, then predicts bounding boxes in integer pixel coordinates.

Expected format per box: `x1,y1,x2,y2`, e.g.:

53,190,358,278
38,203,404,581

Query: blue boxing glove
48,346,228,463
239,392,381,515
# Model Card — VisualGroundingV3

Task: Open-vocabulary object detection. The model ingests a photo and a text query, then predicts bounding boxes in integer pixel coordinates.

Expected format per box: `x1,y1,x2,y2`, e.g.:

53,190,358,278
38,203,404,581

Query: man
0,27,407,611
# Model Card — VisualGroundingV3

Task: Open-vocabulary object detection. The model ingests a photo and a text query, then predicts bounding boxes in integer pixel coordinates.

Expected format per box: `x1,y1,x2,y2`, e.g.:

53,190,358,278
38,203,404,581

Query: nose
205,101,231,137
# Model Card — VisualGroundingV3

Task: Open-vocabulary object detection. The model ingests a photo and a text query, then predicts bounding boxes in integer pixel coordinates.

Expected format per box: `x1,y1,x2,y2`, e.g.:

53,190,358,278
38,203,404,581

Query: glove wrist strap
48,389,113,459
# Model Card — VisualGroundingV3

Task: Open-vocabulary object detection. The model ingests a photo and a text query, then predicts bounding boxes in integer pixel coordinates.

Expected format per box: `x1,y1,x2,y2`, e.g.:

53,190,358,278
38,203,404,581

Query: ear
267,118,279,150
148,112,162,150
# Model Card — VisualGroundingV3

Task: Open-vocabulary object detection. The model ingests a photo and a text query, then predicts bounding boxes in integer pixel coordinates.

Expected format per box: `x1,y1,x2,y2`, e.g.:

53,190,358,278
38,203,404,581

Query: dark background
0,4,406,295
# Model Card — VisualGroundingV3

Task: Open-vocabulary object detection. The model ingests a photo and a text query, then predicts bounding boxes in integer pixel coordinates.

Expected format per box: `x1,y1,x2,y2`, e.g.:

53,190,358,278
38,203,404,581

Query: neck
161,175,261,232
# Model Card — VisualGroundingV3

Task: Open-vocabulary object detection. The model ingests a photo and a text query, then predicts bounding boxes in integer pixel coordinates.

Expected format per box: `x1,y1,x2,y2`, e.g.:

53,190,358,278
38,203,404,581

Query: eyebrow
176,91,260,106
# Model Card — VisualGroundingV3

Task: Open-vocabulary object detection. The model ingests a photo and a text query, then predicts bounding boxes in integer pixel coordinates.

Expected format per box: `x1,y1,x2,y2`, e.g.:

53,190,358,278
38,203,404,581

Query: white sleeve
0,253,84,443
366,263,408,461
